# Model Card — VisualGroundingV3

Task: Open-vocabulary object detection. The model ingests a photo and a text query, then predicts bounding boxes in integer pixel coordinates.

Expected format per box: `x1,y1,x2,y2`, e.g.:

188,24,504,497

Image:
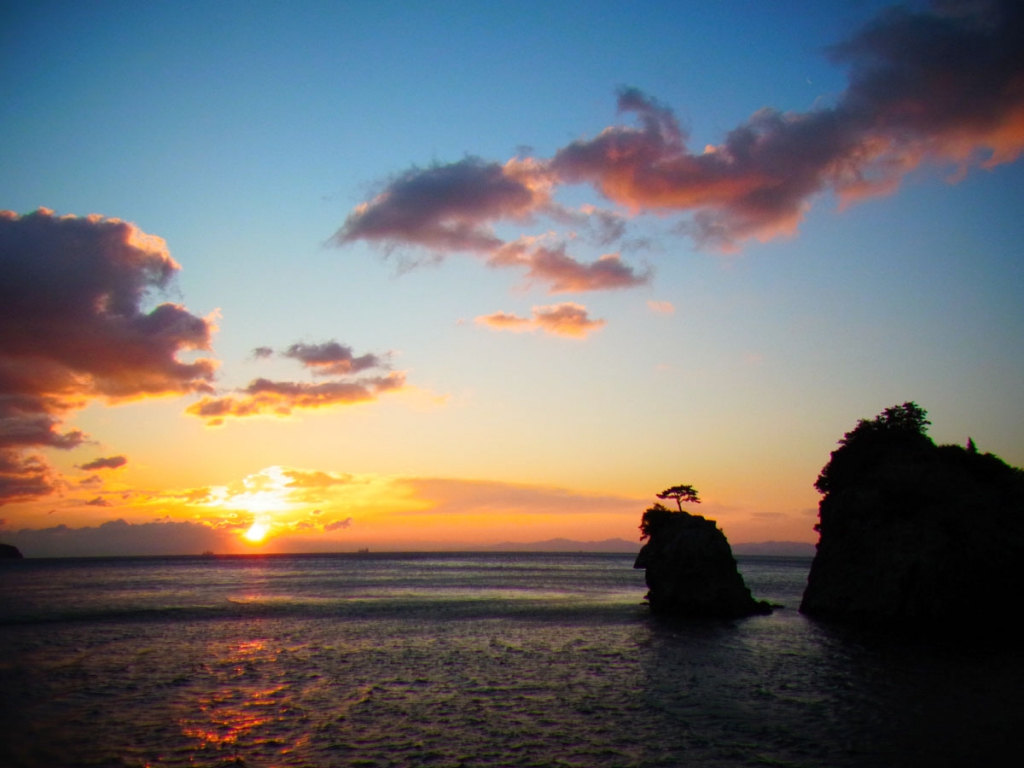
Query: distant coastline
481,537,815,556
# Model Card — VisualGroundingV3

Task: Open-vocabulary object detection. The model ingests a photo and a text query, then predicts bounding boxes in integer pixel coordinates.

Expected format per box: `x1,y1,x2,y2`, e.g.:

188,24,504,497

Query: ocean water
0,553,1020,767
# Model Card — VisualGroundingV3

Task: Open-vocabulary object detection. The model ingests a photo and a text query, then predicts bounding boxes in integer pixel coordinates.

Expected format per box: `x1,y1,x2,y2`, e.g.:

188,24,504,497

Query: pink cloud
475,302,606,338
488,238,649,293
553,3,1024,249
335,2,1024,255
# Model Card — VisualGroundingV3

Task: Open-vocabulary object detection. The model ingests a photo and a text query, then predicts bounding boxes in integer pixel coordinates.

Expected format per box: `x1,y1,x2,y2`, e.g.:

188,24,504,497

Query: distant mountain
480,538,816,555
732,541,816,557
483,537,641,553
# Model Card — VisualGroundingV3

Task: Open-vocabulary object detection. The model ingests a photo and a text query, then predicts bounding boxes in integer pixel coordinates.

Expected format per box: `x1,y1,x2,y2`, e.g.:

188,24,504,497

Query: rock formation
634,504,772,618
0,542,24,559
800,402,1024,626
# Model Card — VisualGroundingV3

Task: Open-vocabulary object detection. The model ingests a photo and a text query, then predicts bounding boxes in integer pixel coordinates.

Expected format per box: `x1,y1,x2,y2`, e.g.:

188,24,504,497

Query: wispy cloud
488,237,649,293
78,455,128,471
281,341,385,376
0,209,217,505
475,302,606,338
332,156,648,294
187,373,405,425
394,477,643,517
647,300,675,315
1,468,649,554
191,336,404,426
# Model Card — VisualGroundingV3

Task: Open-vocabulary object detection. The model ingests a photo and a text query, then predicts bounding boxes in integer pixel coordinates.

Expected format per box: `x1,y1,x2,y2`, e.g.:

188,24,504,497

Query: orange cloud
647,300,675,315
0,209,217,504
473,311,534,333
488,237,649,293
187,373,406,425
475,302,606,338
395,477,643,517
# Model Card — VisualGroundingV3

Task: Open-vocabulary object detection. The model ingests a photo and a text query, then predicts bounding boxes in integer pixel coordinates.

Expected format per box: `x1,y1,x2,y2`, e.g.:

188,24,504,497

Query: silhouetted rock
801,403,1024,627
0,542,24,559
634,506,772,618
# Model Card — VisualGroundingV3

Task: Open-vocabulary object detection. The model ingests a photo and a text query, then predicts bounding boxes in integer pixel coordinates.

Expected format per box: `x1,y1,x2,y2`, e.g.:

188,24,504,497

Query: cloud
647,300,675,315
333,157,649,293
187,373,406,425
324,517,353,531
333,156,552,253
85,496,112,507
283,468,354,489
281,341,385,376
1,518,232,557
474,311,534,333
0,209,217,504
78,455,128,471
394,477,643,517
533,303,607,338
0,451,58,505
337,3,1024,256
190,338,404,425
475,302,606,338
487,237,650,293
552,3,1024,249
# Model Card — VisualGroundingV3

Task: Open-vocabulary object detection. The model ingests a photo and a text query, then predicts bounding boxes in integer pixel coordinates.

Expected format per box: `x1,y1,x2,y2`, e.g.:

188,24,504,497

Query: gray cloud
1,518,232,557
79,455,128,471
0,209,217,504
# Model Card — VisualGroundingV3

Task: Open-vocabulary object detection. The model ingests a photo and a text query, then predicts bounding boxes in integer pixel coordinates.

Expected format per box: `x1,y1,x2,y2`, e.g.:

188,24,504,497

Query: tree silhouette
639,503,673,540
656,484,701,513
815,402,933,496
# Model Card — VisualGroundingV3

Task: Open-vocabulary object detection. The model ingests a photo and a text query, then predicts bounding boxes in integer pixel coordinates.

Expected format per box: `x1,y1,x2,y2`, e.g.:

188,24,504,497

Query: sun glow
243,520,270,543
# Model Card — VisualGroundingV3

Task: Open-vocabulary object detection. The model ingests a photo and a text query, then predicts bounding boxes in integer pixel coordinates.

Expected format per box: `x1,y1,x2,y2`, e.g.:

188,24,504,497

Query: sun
243,521,270,543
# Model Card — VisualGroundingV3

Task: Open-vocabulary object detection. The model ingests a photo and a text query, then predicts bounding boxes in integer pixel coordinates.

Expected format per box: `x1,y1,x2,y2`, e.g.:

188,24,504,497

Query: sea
1,552,1020,767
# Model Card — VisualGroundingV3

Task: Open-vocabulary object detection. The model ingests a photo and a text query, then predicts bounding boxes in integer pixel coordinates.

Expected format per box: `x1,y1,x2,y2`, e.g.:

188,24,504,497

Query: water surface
1,553,1019,766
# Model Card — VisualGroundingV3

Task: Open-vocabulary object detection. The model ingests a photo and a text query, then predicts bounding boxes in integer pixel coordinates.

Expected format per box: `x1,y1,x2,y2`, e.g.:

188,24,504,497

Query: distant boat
356,548,369,554
201,550,216,557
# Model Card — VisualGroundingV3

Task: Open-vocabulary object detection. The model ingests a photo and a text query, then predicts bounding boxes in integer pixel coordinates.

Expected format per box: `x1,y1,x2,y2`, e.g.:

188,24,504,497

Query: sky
2,0,1023,556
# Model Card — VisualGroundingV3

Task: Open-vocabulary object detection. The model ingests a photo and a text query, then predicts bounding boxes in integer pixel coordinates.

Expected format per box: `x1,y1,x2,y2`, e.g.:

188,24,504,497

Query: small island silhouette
634,484,772,618
0,542,24,559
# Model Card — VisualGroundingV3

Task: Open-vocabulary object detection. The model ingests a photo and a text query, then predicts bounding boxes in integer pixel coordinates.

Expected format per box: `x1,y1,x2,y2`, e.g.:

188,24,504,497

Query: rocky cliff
0,542,23,559
800,403,1024,626
634,506,771,618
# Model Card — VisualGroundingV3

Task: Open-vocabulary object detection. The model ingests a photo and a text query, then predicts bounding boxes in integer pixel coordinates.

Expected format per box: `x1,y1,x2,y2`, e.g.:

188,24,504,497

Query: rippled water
1,553,1020,767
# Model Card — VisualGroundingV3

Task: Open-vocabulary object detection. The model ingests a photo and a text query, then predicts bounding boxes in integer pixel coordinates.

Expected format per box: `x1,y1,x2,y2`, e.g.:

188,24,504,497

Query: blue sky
2,0,1022,554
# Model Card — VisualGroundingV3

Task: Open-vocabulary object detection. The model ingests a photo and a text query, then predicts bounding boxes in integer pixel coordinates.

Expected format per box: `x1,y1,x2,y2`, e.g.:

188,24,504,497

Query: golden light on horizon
243,520,270,543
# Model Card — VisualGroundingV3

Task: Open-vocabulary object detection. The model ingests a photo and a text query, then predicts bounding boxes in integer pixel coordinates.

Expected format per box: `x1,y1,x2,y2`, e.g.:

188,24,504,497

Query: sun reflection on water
178,638,294,756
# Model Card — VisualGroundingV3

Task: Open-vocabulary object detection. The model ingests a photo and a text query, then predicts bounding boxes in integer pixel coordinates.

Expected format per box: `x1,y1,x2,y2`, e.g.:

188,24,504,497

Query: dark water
0,553,1020,767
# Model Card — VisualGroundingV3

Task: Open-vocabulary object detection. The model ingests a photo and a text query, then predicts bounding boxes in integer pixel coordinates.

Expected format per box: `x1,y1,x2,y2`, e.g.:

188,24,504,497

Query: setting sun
243,521,270,544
